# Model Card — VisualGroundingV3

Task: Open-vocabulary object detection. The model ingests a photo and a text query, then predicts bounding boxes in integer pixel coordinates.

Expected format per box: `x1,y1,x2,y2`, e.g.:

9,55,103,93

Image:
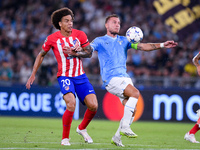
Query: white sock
114,119,122,137
129,116,134,126
122,97,138,128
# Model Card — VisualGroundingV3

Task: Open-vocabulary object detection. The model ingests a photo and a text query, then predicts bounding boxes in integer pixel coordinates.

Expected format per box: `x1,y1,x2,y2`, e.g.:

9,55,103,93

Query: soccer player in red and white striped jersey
42,27,88,77
193,52,200,76
184,52,200,143
26,7,98,146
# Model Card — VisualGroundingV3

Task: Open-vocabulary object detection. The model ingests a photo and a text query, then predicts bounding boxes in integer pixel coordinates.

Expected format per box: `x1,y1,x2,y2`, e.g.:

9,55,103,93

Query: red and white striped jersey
42,29,90,77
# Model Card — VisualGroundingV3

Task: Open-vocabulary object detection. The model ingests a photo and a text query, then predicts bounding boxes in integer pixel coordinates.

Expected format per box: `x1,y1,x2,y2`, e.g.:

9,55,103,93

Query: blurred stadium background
0,0,200,122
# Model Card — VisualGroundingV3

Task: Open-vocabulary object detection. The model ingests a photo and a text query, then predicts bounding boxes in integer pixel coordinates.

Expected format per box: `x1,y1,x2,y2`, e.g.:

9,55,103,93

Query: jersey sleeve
78,31,90,48
42,36,52,52
90,38,98,52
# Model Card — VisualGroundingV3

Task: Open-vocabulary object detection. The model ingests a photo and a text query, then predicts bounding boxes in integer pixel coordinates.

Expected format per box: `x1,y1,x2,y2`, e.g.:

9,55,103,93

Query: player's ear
105,23,108,29
59,21,62,28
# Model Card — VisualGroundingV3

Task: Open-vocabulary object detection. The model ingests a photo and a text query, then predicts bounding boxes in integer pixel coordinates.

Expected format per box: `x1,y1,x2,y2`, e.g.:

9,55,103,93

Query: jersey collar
105,34,118,40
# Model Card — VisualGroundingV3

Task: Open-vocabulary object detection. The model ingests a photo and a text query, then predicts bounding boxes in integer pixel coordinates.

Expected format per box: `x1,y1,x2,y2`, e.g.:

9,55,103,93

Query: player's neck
60,30,72,37
107,32,117,38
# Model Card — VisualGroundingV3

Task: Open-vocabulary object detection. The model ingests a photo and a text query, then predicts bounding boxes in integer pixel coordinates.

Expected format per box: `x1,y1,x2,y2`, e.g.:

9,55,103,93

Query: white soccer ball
126,26,143,43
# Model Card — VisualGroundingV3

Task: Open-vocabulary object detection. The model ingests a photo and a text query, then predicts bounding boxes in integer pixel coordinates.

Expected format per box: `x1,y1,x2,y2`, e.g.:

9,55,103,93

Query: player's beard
110,30,119,36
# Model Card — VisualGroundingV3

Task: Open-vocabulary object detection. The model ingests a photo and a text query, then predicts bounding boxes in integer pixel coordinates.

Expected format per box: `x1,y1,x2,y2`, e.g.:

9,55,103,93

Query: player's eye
65,19,73,23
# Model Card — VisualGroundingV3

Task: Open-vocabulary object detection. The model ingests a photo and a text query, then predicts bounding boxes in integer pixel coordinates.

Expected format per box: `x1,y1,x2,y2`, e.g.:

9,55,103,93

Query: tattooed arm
75,45,93,58
63,45,93,58
26,49,47,89
137,41,178,51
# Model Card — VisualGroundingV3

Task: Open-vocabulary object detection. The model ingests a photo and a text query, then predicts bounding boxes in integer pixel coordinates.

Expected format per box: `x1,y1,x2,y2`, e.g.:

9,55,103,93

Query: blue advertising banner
0,86,79,119
93,88,200,122
0,85,199,122
139,90,200,122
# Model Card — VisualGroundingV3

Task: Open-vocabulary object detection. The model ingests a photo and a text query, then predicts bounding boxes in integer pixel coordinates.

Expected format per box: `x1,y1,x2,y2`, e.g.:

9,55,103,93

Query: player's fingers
26,83,30,90
72,48,76,51
167,41,174,44
63,49,70,54
63,46,70,50
75,47,82,51
75,42,79,48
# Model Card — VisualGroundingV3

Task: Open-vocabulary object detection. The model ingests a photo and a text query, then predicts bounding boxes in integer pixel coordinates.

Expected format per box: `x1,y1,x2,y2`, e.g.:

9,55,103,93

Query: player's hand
74,46,82,52
164,41,178,48
73,42,82,52
26,75,35,90
63,46,77,56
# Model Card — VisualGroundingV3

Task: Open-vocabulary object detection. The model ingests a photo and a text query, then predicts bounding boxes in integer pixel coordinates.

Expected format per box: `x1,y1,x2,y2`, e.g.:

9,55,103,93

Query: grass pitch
0,117,199,150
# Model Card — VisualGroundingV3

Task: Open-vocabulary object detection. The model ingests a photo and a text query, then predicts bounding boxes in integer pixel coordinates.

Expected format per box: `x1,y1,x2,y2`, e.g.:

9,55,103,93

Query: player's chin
110,31,119,35
67,27,73,31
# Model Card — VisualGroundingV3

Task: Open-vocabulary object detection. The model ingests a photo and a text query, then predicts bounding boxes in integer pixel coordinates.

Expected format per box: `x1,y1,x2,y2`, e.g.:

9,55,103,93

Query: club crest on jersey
73,39,78,45
64,85,69,91
118,41,122,45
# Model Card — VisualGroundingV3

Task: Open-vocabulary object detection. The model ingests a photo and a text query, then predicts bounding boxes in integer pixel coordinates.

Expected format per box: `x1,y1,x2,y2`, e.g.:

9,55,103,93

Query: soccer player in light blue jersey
91,14,178,147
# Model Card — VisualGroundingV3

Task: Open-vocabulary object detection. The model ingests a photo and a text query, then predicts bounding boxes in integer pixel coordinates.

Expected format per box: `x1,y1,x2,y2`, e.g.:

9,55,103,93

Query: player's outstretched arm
137,40,178,51
26,49,47,89
192,52,200,76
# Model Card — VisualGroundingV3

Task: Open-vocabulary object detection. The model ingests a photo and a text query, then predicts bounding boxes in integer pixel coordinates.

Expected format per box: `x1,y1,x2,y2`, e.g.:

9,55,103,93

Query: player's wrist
160,43,164,48
131,43,138,50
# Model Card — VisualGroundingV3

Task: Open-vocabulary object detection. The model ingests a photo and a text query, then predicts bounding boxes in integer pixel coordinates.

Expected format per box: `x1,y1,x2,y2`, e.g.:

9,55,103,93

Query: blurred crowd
0,0,199,87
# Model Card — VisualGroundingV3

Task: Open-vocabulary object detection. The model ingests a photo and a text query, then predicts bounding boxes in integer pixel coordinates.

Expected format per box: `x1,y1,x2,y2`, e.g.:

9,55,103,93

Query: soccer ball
126,26,143,43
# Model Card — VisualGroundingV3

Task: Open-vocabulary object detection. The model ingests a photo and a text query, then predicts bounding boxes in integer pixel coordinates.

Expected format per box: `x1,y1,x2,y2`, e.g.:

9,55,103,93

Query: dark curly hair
51,7,74,30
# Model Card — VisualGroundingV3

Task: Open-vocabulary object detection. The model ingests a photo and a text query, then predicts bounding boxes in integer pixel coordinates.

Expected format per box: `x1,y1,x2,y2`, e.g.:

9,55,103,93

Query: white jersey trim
57,39,66,76
75,57,79,76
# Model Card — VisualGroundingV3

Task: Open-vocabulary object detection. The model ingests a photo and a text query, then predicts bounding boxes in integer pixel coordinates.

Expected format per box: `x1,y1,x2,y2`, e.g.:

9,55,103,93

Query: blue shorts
57,74,96,105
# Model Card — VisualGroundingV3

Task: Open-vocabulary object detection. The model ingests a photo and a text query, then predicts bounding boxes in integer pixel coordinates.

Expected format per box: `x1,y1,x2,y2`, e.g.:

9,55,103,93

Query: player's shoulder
90,36,105,45
94,35,107,41
118,35,129,44
46,31,60,40
72,28,85,35
118,35,127,40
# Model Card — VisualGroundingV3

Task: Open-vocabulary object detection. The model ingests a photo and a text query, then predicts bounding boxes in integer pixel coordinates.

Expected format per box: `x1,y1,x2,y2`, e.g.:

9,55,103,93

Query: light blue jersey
91,34,133,87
